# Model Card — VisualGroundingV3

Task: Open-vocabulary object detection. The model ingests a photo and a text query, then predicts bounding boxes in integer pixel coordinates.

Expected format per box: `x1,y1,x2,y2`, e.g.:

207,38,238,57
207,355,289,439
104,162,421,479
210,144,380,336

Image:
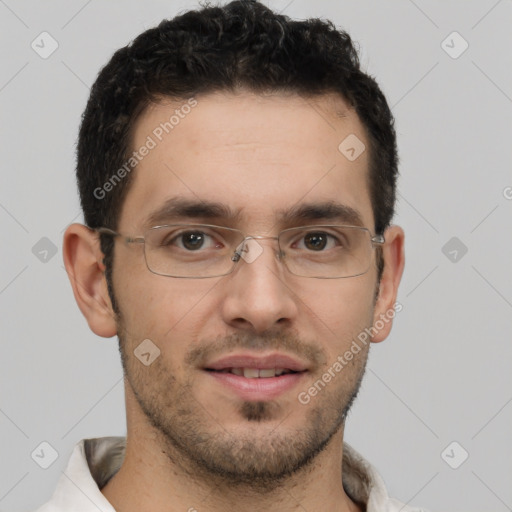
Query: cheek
114,265,220,355
297,277,376,348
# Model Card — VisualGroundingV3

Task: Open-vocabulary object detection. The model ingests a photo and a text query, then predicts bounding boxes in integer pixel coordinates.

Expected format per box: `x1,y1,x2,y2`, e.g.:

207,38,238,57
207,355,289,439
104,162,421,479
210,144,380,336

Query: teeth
243,368,260,378
228,368,290,378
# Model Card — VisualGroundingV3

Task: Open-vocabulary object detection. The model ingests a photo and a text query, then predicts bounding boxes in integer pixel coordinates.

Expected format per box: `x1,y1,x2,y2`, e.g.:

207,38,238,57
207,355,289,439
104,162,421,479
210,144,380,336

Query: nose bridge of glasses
245,234,279,243
232,234,281,263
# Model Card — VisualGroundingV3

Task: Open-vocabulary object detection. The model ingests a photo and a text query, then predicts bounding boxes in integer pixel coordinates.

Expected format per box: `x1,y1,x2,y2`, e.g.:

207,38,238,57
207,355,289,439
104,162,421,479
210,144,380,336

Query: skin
63,90,405,512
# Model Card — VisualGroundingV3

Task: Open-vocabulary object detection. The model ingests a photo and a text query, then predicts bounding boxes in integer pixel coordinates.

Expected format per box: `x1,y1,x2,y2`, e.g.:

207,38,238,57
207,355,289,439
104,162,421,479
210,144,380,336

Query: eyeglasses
96,224,385,279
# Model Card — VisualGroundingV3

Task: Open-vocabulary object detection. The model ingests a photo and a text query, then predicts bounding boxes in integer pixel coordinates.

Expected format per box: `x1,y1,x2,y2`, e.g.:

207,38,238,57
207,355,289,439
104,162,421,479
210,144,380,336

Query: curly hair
76,0,397,311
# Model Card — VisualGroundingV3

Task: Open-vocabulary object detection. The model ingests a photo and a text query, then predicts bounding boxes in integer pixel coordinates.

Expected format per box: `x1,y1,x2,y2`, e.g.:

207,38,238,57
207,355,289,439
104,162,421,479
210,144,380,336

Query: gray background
1,1,511,511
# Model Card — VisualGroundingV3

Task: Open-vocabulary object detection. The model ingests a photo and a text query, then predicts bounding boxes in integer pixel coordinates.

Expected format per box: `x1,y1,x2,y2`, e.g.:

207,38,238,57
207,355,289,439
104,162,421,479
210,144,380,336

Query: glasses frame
95,224,385,279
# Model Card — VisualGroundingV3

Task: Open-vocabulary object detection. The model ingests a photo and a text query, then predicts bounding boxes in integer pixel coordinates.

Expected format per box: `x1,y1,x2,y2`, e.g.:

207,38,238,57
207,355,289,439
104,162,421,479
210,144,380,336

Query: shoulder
343,443,431,512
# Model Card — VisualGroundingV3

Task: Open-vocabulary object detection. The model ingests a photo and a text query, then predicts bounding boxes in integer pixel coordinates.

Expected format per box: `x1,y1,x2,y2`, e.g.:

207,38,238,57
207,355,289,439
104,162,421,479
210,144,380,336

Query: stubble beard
117,325,369,492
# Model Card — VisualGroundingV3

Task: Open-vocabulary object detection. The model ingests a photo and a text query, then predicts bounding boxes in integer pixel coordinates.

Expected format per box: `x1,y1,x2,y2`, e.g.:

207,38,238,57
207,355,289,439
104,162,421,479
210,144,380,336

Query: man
36,0,425,510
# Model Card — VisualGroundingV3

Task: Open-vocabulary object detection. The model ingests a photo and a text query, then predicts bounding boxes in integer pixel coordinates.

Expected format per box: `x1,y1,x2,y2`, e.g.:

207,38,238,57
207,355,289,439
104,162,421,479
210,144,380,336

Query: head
64,0,404,489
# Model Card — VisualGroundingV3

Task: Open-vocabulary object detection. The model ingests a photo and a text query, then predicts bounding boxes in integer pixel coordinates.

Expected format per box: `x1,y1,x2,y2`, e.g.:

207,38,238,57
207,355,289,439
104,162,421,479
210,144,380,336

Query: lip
206,371,306,401
204,352,309,372
203,352,309,401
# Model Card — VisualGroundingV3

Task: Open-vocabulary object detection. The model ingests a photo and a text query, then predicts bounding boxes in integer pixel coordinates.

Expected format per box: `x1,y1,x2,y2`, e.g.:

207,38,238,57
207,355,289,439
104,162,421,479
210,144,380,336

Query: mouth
202,353,309,400
206,367,299,378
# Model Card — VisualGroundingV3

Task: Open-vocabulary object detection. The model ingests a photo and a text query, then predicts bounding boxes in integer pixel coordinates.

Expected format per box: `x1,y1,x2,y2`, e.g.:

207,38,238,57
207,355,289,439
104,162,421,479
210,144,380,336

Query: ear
371,225,405,343
62,223,118,338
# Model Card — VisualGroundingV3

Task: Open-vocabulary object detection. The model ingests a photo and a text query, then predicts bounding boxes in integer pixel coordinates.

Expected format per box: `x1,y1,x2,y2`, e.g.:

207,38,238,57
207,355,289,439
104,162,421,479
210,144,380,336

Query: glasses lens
278,226,372,278
144,225,244,278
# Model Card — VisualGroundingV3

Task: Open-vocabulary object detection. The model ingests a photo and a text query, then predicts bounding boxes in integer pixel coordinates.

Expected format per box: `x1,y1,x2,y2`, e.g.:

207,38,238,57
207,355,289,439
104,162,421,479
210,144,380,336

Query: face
112,91,380,487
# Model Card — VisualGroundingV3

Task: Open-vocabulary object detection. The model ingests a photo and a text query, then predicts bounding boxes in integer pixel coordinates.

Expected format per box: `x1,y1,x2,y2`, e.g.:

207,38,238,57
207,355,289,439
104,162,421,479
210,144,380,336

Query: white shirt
34,437,428,512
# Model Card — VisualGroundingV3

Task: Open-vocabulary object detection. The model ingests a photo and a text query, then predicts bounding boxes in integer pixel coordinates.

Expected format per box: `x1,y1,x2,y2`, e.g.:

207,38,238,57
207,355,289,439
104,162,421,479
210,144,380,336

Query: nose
220,238,299,333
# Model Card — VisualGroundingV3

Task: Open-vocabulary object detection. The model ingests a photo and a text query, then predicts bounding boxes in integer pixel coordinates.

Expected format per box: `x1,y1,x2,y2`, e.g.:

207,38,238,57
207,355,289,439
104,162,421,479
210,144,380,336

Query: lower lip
205,371,306,401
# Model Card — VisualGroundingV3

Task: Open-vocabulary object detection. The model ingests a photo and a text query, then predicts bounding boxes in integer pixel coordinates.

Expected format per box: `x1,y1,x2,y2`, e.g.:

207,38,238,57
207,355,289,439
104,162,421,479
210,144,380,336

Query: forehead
118,91,373,231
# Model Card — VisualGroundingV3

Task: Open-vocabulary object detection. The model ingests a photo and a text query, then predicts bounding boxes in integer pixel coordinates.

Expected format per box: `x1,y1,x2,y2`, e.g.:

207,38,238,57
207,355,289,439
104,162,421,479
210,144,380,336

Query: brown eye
180,232,206,250
303,232,329,251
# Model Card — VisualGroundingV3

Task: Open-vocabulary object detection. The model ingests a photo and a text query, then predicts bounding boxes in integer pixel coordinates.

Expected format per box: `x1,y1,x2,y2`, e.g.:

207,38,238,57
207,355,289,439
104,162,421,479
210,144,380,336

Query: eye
162,230,220,251
179,231,209,250
297,231,338,251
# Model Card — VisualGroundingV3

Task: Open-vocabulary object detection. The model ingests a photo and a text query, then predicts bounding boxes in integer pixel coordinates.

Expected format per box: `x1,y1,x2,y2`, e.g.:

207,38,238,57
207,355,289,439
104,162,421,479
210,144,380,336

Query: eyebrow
142,198,365,230
277,201,365,227
142,197,243,229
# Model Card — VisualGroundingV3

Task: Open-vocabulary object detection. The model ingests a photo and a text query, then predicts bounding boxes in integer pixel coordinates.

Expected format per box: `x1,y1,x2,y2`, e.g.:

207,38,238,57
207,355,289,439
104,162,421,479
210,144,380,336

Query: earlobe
371,225,405,343
63,223,118,338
